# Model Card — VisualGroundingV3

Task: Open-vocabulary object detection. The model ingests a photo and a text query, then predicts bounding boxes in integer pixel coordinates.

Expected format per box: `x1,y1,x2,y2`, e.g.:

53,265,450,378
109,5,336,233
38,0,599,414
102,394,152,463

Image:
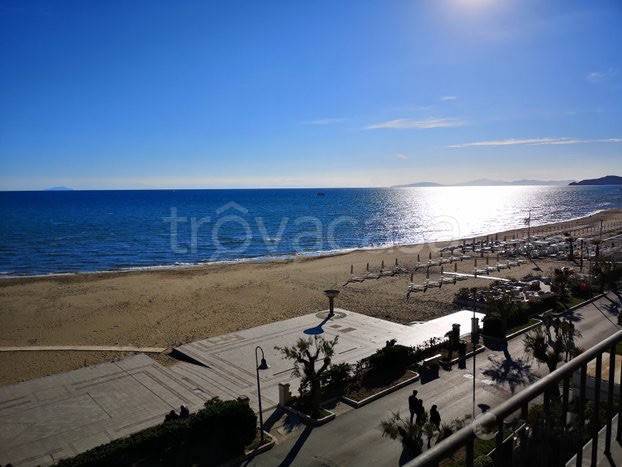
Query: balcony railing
407,329,622,467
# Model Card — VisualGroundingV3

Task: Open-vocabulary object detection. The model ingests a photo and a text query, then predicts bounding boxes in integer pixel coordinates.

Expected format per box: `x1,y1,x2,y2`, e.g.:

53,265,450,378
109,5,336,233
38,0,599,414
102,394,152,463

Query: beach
1,208,621,385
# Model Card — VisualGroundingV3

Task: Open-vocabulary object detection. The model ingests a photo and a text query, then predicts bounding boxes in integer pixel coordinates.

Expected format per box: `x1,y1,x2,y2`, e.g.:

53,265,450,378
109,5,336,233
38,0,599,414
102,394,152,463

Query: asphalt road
246,292,622,467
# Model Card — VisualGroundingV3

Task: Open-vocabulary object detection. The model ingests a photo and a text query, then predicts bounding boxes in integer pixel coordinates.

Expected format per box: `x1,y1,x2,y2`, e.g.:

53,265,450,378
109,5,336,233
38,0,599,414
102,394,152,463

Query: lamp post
324,289,340,317
255,346,269,442
471,314,480,419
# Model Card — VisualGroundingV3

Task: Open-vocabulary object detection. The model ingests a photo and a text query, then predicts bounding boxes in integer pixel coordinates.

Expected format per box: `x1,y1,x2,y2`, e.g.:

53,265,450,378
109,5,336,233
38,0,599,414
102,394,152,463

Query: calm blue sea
1,186,621,276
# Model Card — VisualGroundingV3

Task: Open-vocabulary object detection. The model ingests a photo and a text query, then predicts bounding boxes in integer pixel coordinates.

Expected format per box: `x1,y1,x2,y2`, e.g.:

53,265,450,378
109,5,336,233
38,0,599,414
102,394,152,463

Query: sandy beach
1,209,621,385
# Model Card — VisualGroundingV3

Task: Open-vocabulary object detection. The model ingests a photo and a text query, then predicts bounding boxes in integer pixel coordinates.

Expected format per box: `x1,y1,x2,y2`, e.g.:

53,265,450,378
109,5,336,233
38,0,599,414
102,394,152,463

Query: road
246,292,622,467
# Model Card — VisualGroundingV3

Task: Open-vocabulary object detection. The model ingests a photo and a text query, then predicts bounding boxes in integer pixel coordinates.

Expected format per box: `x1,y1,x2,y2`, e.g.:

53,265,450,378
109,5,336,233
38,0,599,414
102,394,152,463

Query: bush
320,362,352,394
367,339,413,375
56,398,257,467
482,314,505,338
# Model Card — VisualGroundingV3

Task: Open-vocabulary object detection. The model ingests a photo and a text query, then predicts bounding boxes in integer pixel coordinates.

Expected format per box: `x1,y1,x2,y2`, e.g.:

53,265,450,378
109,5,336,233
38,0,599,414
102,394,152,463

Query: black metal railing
407,329,622,467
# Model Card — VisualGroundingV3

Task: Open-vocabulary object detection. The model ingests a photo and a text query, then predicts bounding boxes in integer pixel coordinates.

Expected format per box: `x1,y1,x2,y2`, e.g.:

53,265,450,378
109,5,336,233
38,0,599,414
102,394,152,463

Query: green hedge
55,398,256,467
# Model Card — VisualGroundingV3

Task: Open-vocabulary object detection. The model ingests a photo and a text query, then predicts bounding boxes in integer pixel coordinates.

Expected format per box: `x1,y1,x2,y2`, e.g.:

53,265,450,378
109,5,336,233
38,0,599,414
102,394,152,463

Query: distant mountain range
393,178,574,188
569,175,622,186
45,186,74,191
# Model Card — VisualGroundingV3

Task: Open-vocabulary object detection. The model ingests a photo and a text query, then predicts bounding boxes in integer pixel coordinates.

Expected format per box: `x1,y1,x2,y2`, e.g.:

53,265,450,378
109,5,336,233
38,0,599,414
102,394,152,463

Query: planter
420,364,440,384
279,403,336,426
341,371,420,408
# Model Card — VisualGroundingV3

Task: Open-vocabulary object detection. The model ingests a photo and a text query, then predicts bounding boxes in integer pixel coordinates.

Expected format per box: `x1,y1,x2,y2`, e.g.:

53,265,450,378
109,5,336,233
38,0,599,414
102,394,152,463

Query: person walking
430,404,441,429
408,390,419,424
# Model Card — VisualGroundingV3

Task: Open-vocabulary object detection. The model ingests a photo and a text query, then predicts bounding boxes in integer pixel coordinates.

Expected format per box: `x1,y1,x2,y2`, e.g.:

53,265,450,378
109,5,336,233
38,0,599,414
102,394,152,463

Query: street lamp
324,289,340,317
255,346,269,442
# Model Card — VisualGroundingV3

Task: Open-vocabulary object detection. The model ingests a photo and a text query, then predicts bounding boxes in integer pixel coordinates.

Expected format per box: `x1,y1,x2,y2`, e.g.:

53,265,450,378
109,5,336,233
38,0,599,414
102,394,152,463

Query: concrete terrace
0,309,481,466
172,309,484,411
0,354,210,466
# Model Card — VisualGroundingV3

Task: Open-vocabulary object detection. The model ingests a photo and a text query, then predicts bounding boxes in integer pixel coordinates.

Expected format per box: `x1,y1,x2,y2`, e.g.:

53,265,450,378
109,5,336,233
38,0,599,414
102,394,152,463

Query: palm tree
552,267,574,302
380,412,424,457
275,336,339,418
422,421,438,449
563,232,575,260
444,325,461,363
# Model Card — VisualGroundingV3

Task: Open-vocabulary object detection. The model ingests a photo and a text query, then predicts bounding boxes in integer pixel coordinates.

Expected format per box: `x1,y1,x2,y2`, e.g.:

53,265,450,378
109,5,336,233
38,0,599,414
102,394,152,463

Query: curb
547,292,608,318
242,432,275,459
447,345,486,367
222,432,275,466
505,319,543,340
341,371,420,408
279,404,336,426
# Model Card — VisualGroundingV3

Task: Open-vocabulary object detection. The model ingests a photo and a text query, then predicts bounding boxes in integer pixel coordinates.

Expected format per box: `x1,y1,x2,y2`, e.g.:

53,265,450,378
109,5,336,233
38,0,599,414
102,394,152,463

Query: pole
471,313,479,420
255,346,265,442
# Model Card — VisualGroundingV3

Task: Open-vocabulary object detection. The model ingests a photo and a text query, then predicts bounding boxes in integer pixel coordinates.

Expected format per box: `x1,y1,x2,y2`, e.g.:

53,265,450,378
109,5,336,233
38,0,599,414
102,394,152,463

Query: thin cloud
366,117,465,130
441,96,457,101
448,137,622,148
586,69,617,83
396,153,409,160
302,117,346,125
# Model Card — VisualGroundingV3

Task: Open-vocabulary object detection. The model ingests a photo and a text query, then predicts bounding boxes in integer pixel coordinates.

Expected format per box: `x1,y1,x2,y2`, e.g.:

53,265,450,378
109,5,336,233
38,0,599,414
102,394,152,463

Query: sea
1,186,621,277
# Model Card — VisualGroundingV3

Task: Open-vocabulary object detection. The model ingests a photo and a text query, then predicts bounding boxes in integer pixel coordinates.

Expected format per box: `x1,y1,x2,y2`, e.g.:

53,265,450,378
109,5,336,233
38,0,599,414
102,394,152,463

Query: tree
523,315,581,374
275,336,338,418
444,325,461,363
422,421,438,449
552,267,574,302
563,232,575,260
591,257,622,292
380,411,424,458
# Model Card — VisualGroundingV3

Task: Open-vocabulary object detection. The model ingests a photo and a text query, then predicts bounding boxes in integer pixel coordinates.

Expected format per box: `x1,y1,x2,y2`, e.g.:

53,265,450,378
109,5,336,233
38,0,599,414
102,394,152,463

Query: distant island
569,175,622,186
45,186,74,191
393,178,573,188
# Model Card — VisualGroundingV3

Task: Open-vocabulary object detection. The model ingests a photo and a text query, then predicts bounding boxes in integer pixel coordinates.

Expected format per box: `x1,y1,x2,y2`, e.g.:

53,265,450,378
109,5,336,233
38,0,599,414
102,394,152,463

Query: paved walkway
0,355,211,466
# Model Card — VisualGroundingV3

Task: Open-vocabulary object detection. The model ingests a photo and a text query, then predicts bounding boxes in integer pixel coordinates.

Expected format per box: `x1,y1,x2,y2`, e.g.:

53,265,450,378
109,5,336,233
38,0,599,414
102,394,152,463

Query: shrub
482,314,505,338
56,398,256,467
320,362,352,394
367,339,413,375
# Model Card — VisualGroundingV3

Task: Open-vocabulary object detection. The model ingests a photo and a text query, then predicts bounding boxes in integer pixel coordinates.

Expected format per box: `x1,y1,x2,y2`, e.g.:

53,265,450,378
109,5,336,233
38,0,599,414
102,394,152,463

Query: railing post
465,435,474,467
494,418,504,467
577,363,587,467
591,354,602,466
605,347,615,456
562,376,570,429
618,346,622,443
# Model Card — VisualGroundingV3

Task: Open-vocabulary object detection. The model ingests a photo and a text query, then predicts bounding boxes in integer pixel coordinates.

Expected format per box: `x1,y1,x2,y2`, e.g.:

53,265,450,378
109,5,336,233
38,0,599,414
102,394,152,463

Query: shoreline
0,207,613,282
0,208,620,385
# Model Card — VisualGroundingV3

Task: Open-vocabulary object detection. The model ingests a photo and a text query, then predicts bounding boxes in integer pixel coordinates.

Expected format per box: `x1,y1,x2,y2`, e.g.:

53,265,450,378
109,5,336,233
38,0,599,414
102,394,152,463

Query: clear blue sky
1,0,621,189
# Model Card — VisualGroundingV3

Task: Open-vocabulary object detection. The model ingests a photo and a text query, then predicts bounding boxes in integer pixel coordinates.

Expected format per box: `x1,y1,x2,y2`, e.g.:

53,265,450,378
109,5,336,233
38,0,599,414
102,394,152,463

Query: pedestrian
415,399,426,426
164,410,178,422
408,390,418,424
430,404,441,429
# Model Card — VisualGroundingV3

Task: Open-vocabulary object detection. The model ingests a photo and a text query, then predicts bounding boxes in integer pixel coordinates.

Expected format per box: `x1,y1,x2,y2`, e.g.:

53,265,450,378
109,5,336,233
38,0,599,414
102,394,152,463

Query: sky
1,0,621,190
